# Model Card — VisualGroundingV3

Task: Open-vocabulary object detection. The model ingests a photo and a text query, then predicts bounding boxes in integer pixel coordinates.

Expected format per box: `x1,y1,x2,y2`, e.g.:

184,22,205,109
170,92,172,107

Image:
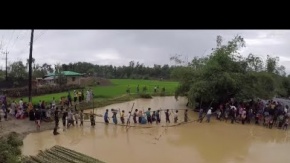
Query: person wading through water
112,109,118,124
80,110,84,126
146,108,152,124
133,109,138,124
104,109,109,124
90,111,96,126
138,110,142,123
165,109,171,123
54,107,60,129
152,111,156,122
127,111,131,125
34,108,41,131
174,110,179,123
120,110,125,124
184,109,188,122
156,110,161,124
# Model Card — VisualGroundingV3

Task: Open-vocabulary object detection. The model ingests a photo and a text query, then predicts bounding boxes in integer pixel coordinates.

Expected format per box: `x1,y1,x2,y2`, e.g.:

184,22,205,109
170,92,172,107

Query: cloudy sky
0,30,290,73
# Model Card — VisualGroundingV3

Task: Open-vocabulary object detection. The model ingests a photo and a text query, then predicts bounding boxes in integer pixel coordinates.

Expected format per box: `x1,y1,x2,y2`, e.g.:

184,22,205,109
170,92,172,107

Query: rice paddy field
12,79,179,104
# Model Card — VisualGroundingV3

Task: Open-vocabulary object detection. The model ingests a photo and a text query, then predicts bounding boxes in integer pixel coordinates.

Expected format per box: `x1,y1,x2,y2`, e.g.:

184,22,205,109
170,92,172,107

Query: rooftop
44,71,84,78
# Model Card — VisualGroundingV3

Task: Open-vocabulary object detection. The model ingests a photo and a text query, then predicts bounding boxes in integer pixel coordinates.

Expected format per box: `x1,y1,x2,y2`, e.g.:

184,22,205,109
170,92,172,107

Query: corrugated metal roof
45,71,84,77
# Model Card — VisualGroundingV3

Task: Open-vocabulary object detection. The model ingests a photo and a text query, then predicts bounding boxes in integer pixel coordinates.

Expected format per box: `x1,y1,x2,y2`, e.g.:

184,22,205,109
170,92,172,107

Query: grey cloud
0,30,290,73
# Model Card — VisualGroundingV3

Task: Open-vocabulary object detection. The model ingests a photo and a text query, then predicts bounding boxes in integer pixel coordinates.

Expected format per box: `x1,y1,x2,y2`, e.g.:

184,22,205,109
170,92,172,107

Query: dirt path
0,116,55,139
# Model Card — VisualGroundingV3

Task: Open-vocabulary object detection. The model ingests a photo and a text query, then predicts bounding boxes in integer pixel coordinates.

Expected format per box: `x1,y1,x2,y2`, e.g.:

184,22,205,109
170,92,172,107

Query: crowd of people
1,93,289,135
198,99,290,130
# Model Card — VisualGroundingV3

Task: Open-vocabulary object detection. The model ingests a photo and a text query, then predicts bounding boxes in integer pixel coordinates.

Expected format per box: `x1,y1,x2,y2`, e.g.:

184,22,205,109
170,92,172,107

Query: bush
0,132,23,163
143,76,149,80
3,84,84,97
139,93,152,98
142,86,147,93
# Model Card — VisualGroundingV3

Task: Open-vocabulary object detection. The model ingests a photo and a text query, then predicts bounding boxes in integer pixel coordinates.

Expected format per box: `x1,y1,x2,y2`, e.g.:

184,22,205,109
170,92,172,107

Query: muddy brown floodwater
22,97,290,163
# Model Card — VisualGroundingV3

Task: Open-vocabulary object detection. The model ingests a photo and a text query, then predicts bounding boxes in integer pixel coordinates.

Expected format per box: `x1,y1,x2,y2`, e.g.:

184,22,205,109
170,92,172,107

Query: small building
43,71,85,85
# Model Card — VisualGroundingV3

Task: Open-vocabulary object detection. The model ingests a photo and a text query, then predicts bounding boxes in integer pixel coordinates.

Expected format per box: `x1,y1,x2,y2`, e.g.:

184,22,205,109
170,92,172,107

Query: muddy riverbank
21,96,290,163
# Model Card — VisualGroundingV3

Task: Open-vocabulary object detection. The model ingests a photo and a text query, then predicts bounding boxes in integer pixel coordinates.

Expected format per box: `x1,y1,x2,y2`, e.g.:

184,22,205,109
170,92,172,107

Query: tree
174,35,286,108
9,61,27,80
54,64,67,86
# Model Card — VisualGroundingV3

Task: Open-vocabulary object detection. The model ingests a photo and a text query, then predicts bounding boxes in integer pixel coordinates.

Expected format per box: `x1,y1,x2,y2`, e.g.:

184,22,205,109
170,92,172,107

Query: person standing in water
90,111,96,126
206,107,212,123
120,110,125,124
174,110,179,123
54,107,60,128
104,109,109,124
152,111,156,122
138,110,142,123
156,110,161,124
127,111,131,125
133,109,138,123
184,109,188,122
80,110,84,126
112,109,118,124
165,109,171,123
146,108,152,124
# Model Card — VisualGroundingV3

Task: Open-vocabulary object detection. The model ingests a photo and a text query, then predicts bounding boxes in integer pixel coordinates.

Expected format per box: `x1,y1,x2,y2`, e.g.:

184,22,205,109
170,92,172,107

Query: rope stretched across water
61,118,195,128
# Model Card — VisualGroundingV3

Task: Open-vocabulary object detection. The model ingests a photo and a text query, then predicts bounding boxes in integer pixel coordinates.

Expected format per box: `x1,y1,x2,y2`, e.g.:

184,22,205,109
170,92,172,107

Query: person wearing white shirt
51,97,56,107
174,110,179,123
206,107,212,123
67,110,74,128
284,105,289,114
19,99,23,109
86,90,90,103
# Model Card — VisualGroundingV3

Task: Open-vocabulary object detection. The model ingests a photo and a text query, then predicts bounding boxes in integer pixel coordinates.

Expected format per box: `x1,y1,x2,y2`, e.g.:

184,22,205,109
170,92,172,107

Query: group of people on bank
198,99,290,130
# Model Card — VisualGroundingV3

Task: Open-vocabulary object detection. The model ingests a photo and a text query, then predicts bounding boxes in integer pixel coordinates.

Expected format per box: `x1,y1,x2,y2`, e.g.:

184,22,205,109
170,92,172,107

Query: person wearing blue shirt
104,109,109,124
146,108,152,124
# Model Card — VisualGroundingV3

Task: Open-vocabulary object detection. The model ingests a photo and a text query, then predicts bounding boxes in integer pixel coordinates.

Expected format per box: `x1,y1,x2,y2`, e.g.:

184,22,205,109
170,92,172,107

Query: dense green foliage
0,132,23,163
0,59,179,88
173,35,290,107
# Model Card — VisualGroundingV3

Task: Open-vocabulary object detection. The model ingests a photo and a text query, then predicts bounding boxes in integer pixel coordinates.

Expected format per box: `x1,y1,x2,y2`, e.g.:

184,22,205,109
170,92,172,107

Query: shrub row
2,84,85,97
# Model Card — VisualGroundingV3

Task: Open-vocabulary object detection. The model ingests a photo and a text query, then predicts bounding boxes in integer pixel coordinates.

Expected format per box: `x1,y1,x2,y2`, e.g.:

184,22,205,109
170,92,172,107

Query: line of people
102,108,189,125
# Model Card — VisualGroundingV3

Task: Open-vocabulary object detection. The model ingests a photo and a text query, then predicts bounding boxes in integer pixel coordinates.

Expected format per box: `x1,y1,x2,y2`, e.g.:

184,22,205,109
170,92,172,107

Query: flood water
22,97,290,163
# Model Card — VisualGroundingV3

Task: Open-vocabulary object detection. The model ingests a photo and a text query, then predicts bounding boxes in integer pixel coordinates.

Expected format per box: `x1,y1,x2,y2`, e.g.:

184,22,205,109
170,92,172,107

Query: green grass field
11,79,179,104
